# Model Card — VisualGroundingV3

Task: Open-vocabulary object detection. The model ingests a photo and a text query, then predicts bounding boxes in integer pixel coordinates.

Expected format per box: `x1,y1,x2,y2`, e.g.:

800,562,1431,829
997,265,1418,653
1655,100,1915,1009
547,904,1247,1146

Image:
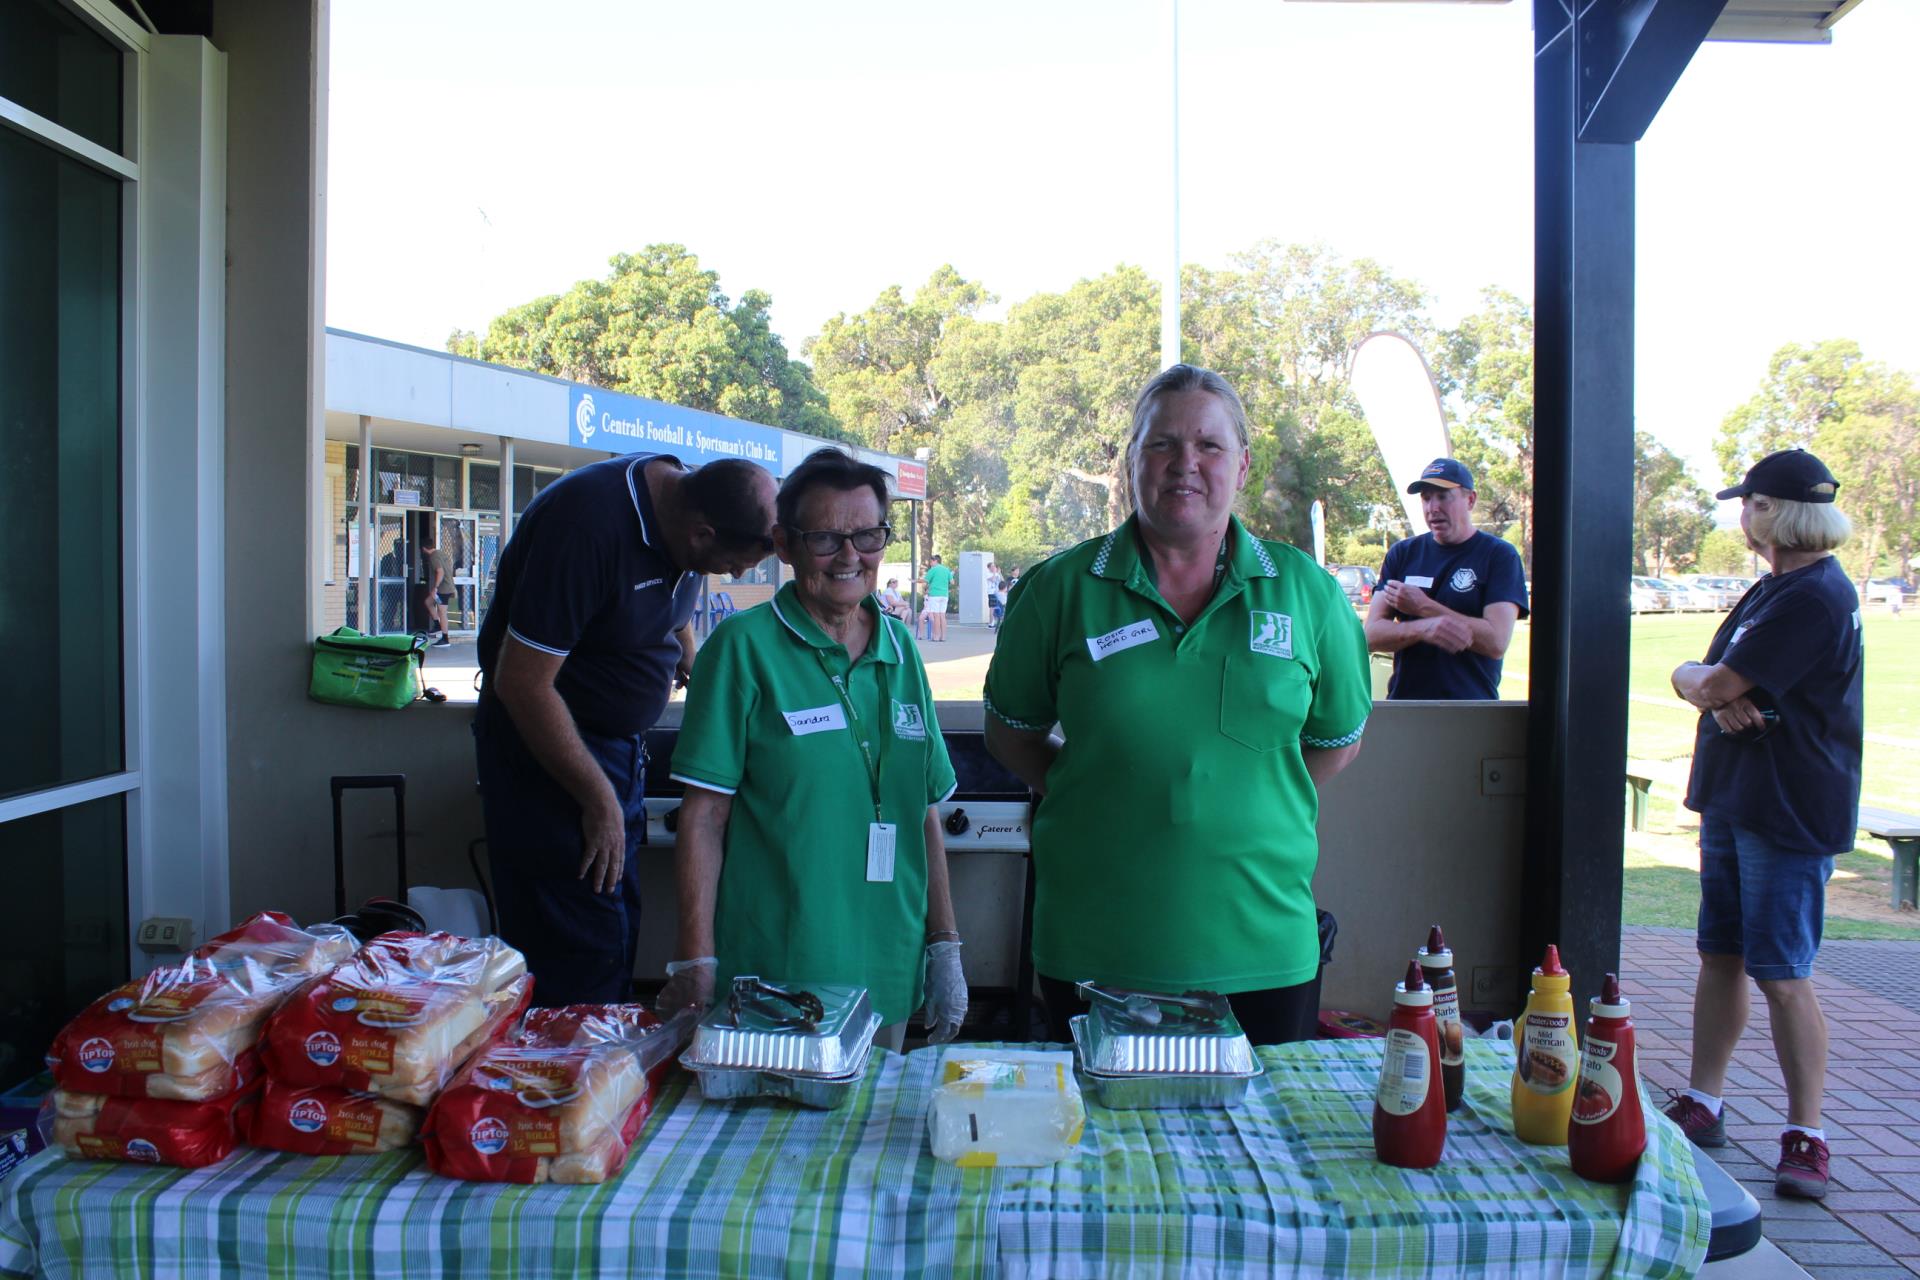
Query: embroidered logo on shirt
1249,611,1294,659
632,577,665,591
1087,619,1160,662
782,704,848,736
1449,567,1478,592
891,700,927,741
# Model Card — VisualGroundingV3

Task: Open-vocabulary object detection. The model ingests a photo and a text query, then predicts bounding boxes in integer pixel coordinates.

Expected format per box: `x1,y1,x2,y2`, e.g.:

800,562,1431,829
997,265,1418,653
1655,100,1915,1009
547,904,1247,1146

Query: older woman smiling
659,449,966,1048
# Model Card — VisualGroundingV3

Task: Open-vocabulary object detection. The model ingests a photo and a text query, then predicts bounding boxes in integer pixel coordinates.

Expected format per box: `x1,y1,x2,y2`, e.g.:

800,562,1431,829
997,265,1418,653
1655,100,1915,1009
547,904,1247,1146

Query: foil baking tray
684,979,878,1075
1074,988,1255,1075
1071,1018,1259,1109
679,1044,871,1111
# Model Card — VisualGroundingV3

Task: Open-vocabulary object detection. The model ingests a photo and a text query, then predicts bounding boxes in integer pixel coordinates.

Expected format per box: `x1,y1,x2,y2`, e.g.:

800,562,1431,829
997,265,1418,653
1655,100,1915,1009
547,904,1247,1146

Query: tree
1632,433,1714,576
1436,288,1535,571
1714,339,1864,482
1696,528,1753,575
447,245,844,439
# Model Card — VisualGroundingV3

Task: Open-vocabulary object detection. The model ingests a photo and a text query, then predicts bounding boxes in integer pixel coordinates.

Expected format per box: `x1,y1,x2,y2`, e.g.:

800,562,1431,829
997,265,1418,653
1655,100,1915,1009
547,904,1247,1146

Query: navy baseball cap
1716,449,1840,503
1408,458,1474,493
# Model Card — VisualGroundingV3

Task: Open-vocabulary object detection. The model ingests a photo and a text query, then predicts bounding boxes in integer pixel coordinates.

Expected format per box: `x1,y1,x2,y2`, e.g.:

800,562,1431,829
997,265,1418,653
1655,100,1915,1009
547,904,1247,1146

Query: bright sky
327,1,1919,502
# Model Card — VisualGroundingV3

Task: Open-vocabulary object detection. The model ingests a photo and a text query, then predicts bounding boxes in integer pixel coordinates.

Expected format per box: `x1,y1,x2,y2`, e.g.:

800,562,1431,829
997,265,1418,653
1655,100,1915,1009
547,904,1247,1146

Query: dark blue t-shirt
1685,556,1864,855
477,454,701,737
1379,531,1529,700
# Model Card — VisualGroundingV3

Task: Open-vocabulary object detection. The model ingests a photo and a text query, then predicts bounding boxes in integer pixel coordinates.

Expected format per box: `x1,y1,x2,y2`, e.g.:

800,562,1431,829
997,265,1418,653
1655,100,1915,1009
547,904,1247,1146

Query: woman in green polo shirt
984,364,1372,1045
658,449,967,1047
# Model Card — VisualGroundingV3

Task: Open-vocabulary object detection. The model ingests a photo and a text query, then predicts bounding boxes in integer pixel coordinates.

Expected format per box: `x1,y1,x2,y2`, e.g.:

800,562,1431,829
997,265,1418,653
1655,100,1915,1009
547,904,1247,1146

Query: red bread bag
46,912,356,1101
249,1080,422,1155
42,1081,261,1168
260,931,531,1105
423,1005,692,1184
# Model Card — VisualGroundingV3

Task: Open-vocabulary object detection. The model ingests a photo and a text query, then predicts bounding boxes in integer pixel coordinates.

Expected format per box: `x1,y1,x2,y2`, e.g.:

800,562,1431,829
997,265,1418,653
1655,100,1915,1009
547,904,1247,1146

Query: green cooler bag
309,627,428,709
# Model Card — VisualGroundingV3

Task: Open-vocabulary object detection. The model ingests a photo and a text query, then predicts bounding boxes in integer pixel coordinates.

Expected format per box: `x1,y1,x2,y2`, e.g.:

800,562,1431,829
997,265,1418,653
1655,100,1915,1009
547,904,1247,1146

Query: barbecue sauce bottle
1374,960,1447,1169
1416,925,1465,1112
1568,973,1647,1181
1510,944,1579,1145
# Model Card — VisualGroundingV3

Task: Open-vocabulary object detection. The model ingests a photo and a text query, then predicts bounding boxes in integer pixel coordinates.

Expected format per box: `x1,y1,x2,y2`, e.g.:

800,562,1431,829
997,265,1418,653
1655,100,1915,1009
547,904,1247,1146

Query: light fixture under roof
460,442,483,456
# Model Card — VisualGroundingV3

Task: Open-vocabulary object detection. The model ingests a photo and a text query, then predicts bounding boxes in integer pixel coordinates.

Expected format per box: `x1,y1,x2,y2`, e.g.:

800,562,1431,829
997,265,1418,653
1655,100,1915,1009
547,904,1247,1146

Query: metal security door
442,514,479,634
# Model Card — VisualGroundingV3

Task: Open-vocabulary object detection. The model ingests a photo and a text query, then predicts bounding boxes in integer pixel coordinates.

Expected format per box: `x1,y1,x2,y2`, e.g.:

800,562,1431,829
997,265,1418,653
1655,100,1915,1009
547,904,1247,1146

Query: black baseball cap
1716,449,1840,503
1408,458,1474,493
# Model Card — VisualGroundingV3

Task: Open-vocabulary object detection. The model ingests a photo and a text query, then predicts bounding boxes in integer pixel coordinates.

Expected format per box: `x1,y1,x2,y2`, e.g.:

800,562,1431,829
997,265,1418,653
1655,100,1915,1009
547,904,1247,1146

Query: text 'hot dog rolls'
249,1080,422,1155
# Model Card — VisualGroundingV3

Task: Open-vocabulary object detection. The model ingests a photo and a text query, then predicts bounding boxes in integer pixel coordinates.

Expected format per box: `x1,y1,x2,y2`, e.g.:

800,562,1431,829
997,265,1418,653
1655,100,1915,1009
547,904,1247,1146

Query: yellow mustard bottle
1511,944,1580,1145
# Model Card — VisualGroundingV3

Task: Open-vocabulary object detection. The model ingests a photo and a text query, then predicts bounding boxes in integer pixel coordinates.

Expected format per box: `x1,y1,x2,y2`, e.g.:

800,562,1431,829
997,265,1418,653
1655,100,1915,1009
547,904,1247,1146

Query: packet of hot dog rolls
46,912,356,1101
42,1081,261,1168
249,1080,421,1155
423,1004,693,1184
259,932,531,1104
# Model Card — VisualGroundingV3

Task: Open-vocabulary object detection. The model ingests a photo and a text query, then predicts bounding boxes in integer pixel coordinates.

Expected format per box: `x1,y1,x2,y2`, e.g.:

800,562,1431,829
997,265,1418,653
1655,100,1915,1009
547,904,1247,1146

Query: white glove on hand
923,940,967,1044
656,956,717,1018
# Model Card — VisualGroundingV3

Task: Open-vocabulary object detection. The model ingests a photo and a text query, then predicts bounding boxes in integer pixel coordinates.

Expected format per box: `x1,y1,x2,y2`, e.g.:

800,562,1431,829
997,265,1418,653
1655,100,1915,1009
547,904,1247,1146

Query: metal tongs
727,976,826,1032
1077,981,1231,1028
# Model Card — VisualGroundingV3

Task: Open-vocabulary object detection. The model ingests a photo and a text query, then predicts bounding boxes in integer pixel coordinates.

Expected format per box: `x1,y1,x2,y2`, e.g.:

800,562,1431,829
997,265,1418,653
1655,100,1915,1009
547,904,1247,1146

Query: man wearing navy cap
1365,457,1530,700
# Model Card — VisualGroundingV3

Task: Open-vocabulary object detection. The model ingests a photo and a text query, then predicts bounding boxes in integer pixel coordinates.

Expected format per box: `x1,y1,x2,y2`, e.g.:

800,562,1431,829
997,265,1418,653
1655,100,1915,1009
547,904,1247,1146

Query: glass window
731,556,779,586
0,0,123,155
513,466,560,514
344,444,361,503
0,125,124,800
468,462,500,513
0,794,128,1091
433,456,459,509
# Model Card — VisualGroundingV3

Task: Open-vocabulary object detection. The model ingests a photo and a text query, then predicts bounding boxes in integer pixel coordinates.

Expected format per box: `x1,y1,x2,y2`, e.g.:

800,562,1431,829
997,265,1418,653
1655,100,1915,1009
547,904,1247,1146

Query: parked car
1651,578,1710,612
1868,576,1916,602
1694,576,1755,609
1329,564,1377,606
1630,576,1670,613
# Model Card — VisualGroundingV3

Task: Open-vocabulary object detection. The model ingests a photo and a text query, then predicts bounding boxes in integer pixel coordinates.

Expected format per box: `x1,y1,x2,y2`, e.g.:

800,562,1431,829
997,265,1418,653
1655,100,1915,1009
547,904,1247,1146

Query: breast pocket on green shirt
1220,653,1313,752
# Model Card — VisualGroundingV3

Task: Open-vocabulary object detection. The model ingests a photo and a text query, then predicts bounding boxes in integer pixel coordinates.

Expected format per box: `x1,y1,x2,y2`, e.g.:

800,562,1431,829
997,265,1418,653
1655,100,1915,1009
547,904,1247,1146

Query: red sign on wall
893,460,927,500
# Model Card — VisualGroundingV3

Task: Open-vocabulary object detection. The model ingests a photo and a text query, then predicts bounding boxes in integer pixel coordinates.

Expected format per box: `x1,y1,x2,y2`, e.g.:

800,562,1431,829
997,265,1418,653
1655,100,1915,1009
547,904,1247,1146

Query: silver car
1630,576,1670,612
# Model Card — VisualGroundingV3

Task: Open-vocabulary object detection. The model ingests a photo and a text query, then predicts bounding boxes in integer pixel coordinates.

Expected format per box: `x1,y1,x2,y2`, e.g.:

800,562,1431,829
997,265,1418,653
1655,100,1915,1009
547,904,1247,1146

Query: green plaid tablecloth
0,1039,1707,1279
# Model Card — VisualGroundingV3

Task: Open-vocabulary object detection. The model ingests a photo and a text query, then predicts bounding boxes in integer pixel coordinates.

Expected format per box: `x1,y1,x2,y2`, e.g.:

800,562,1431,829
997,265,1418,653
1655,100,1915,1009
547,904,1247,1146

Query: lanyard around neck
812,646,888,823
1138,524,1233,595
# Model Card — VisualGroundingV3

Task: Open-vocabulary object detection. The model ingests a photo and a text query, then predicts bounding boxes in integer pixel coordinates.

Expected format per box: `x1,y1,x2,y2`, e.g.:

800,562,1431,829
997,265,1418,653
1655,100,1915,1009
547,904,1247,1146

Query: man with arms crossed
474,453,776,1006
1365,457,1528,699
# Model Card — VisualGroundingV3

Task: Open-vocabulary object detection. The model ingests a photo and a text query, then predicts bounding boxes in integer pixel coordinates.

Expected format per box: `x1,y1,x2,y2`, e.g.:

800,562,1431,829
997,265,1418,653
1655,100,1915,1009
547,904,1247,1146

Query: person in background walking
918,554,953,642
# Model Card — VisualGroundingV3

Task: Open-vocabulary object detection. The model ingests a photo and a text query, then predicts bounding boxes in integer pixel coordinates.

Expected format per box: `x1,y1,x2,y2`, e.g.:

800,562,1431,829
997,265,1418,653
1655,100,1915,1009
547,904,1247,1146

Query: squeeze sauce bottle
1510,944,1579,1145
1374,960,1447,1169
1568,973,1648,1181
1416,925,1465,1112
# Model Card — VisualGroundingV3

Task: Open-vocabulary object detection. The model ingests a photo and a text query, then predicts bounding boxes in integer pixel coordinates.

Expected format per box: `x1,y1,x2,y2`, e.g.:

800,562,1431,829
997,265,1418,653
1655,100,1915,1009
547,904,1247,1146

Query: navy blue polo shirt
1379,530,1529,699
1685,556,1864,855
477,453,701,738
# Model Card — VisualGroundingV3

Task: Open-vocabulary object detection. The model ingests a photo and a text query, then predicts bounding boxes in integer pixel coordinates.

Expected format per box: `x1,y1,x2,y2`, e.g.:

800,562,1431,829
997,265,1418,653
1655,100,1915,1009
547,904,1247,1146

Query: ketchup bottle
1374,960,1447,1169
1568,973,1647,1181
1417,925,1465,1112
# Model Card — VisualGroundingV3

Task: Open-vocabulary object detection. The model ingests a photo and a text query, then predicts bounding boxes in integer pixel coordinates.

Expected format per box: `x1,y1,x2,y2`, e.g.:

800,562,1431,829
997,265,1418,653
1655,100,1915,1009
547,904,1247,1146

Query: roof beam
1577,0,1730,144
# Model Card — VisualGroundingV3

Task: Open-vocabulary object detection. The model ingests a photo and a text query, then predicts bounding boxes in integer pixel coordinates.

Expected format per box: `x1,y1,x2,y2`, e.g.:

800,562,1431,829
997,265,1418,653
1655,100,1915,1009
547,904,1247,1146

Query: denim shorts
1696,812,1834,981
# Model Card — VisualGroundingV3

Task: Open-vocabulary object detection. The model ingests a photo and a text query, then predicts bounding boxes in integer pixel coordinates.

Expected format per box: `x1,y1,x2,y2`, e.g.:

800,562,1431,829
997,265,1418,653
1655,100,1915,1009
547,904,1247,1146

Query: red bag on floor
423,1005,691,1184
46,912,356,1101
249,1080,422,1155
42,1081,260,1168
259,932,531,1105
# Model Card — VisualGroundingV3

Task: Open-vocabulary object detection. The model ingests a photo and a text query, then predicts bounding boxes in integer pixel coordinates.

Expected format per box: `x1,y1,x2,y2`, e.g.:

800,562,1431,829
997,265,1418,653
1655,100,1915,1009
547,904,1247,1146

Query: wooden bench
1860,805,1920,910
1625,759,1692,831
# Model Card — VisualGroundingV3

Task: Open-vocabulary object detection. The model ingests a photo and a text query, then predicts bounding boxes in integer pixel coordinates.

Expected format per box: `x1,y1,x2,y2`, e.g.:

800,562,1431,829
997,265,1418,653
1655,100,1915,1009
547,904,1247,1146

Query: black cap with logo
1716,449,1840,504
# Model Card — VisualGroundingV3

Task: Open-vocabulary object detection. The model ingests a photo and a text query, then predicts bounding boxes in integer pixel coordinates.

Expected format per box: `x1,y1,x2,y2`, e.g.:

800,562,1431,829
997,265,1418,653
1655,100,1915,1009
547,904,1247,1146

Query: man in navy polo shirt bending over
1365,458,1529,700
474,453,777,1005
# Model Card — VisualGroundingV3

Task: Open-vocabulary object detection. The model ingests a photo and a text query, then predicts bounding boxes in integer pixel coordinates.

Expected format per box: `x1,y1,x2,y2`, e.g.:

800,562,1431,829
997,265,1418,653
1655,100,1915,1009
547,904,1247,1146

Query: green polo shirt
924,563,953,597
671,584,957,1023
984,516,1370,994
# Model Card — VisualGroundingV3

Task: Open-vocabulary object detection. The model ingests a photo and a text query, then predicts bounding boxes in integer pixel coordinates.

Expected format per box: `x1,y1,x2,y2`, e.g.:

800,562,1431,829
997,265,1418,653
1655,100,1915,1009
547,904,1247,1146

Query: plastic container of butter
927,1048,1085,1168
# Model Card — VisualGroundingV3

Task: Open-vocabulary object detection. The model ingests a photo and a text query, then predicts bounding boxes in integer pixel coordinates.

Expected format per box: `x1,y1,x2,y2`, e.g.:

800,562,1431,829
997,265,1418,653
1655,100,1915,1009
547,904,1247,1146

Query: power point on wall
1471,964,1518,1008
135,917,196,953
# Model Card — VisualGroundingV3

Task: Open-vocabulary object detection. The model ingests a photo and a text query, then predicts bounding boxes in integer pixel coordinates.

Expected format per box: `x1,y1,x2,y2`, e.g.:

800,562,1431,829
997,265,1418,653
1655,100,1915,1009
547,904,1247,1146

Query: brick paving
1625,926,1920,1278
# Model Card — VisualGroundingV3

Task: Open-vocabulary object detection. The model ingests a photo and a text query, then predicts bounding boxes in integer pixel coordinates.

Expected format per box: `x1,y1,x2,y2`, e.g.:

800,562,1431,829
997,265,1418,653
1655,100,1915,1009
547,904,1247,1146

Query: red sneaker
1662,1089,1727,1148
1776,1131,1829,1199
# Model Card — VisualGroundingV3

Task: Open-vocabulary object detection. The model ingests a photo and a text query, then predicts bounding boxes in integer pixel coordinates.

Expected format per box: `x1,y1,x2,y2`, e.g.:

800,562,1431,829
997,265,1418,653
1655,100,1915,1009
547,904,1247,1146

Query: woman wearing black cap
1661,448,1863,1202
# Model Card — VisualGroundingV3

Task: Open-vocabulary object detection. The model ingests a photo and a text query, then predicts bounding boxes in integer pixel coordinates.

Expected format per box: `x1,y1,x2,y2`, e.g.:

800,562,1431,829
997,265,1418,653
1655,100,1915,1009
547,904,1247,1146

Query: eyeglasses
786,523,892,556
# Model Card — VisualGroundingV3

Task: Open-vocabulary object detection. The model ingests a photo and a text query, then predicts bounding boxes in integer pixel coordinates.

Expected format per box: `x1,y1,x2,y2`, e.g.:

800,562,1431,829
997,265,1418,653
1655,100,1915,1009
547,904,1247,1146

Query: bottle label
1571,1036,1624,1125
1375,1028,1431,1116
1519,1012,1577,1095
1432,983,1464,1069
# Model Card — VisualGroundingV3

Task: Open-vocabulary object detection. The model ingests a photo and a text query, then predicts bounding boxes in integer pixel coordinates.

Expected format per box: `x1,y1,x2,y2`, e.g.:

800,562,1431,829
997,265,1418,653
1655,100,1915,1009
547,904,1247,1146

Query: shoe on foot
1661,1089,1726,1148
433,635,452,647
1775,1131,1830,1199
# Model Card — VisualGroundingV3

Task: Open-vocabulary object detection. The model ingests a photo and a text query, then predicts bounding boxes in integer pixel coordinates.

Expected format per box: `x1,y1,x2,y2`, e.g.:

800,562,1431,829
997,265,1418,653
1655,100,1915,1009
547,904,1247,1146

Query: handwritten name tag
1087,619,1160,662
782,703,848,736
1404,575,1436,589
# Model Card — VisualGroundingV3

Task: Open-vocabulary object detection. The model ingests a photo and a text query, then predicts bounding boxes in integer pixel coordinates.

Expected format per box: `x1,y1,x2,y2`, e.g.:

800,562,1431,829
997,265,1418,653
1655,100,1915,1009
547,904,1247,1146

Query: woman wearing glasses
658,449,967,1049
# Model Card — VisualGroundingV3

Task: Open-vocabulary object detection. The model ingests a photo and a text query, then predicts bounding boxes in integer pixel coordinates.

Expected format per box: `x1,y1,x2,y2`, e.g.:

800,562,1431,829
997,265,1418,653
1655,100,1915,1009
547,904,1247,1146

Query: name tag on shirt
866,822,897,882
1404,575,1436,589
1728,622,1753,648
1087,619,1160,662
782,703,848,735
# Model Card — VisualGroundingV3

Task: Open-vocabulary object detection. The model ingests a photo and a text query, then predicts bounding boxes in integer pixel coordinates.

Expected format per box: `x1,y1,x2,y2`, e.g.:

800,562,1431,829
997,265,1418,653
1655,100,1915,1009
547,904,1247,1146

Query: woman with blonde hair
1664,448,1862,1201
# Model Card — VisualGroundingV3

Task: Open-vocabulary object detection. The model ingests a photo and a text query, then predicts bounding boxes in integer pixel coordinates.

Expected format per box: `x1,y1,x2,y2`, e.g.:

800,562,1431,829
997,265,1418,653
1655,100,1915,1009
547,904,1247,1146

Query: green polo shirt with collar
670,583,957,1023
984,516,1370,994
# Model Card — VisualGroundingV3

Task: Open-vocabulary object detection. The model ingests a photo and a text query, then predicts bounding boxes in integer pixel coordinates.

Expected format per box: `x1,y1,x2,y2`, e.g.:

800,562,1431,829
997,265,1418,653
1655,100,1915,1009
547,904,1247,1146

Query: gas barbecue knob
943,807,969,836
662,805,680,834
